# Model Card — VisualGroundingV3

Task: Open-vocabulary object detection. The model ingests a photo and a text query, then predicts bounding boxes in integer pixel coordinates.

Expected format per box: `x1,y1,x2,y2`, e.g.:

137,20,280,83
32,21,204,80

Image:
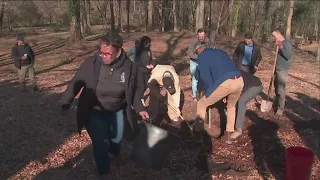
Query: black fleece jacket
61,51,145,136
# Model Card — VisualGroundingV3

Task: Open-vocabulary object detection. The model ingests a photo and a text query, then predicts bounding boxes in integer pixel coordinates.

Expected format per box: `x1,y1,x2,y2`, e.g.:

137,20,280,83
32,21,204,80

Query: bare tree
110,0,115,31
286,0,295,39
195,0,205,30
4,1,18,31
147,0,153,31
94,0,108,30
83,0,91,34
172,0,178,32
317,39,320,61
117,0,122,31
0,0,5,33
68,0,82,42
126,0,130,32
262,0,271,43
231,0,241,37
37,1,57,25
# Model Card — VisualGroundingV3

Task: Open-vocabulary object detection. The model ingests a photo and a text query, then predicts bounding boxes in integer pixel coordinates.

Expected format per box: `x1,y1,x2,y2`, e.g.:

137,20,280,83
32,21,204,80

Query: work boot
230,128,242,139
224,132,233,145
204,124,221,138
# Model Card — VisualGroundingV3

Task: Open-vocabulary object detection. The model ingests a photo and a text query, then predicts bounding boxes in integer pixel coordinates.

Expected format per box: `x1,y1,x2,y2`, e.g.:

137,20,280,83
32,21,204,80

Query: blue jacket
197,48,241,97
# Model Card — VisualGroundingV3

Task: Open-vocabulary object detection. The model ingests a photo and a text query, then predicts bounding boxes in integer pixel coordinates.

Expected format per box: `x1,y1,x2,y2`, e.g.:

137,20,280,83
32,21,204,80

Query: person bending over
147,64,182,123
195,43,244,144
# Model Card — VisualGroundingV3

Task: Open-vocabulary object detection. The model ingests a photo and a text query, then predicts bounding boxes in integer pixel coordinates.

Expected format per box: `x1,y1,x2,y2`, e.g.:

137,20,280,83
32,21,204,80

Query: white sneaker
230,129,242,139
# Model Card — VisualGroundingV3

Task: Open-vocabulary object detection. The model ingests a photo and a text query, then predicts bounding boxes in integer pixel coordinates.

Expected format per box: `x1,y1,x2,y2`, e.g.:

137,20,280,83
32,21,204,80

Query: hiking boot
225,132,233,145
275,109,284,116
204,124,221,138
230,129,242,139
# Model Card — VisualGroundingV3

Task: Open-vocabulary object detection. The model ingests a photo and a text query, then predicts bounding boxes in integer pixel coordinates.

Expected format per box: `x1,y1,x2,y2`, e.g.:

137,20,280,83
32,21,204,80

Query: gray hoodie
276,39,293,71
187,37,212,61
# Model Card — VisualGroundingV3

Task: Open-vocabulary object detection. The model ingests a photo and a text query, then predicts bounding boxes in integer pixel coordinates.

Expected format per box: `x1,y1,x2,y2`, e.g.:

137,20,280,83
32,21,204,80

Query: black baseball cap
162,73,175,95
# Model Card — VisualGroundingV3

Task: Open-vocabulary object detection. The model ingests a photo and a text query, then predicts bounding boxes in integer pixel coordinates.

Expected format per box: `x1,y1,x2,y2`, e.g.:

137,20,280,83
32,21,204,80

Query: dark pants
274,70,288,110
240,65,250,73
235,85,263,129
142,73,151,92
85,109,124,175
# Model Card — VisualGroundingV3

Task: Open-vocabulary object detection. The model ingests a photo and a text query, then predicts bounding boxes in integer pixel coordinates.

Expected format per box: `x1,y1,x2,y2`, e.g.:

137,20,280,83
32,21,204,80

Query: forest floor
0,26,319,180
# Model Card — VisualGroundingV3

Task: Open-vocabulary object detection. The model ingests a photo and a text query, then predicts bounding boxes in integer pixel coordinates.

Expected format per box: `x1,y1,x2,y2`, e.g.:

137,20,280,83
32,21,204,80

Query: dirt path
0,31,319,180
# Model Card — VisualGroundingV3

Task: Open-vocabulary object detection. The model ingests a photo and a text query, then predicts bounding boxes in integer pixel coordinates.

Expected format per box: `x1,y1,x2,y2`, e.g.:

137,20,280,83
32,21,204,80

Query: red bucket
285,146,314,180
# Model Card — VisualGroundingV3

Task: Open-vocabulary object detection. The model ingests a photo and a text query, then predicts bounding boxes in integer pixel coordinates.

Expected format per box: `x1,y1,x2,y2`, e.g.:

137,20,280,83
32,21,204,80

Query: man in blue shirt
232,32,262,74
195,43,244,144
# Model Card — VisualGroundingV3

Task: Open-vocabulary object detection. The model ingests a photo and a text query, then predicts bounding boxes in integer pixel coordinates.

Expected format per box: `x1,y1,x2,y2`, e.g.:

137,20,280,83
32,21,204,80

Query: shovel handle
266,46,279,100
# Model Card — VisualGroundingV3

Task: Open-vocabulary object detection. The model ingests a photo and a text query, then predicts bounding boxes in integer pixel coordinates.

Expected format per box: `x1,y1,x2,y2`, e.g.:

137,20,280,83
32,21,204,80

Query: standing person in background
187,28,212,102
60,32,149,180
271,30,293,116
126,39,139,62
230,70,263,139
135,36,154,91
11,34,39,92
232,32,262,74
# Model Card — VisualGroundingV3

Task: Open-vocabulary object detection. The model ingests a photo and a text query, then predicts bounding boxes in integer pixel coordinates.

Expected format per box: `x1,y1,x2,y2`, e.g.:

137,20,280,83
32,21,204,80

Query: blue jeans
85,109,124,175
190,60,199,98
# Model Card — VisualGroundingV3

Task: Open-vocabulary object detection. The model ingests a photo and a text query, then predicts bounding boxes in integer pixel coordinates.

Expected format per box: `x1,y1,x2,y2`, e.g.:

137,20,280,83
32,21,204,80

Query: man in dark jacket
10,35,38,92
272,30,293,116
232,32,262,74
195,44,244,144
60,32,149,179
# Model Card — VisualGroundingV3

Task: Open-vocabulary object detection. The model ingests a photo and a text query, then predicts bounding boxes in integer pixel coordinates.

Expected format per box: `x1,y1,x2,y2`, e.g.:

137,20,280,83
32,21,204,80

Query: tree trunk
117,0,122,31
317,39,320,61
262,0,270,43
80,1,85,35
173,0,178,32
126,0,130,32
110,0,115,31
0,1,4,33
84,0,91,34
195,0,205,31
68,0,82,42
228,0,234,36
161,0,165,32
231,0,240,37
147,0,152,31
286,0,294,40
314,6,319,41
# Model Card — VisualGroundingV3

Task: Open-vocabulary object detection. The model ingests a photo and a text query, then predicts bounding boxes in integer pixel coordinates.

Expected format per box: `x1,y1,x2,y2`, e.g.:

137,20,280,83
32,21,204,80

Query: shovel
261,46,279,112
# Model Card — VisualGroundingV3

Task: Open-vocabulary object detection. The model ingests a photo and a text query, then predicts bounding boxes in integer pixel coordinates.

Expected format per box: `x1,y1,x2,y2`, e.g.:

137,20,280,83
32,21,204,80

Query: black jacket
11,43,35,69
61,51,145,137
232,41,262,73
135,49,152,73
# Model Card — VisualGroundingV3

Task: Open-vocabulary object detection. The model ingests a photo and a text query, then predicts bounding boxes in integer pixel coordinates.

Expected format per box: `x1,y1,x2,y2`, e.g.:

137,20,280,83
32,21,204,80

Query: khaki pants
166,89,181,121
18,64,37,90
196,77,244,132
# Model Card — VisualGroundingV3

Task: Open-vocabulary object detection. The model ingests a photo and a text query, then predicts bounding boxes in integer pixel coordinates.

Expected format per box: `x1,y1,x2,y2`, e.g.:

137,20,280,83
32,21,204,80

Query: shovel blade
260,100,273,112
